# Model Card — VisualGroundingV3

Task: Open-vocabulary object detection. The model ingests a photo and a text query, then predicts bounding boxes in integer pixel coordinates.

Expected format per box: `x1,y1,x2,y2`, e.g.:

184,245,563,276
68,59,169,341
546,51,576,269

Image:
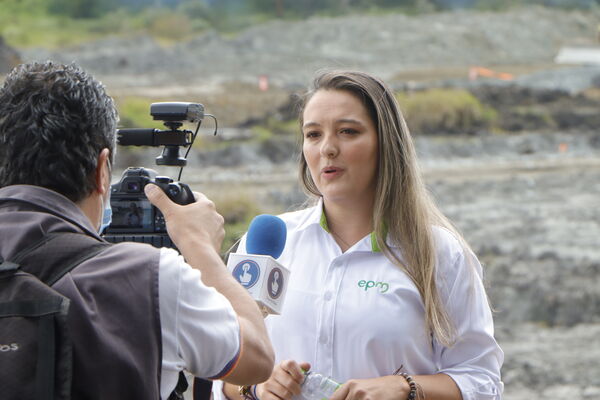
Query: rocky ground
423,136,600,399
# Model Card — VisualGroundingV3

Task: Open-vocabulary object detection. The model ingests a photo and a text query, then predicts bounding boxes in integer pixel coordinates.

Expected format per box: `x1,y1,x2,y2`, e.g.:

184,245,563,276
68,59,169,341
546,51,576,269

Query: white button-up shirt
159,249,240,399
238,200,503,400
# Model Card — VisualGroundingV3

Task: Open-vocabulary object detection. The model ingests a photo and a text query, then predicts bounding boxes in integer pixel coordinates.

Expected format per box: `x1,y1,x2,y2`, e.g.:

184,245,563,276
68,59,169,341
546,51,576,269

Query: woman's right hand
256,360,311,400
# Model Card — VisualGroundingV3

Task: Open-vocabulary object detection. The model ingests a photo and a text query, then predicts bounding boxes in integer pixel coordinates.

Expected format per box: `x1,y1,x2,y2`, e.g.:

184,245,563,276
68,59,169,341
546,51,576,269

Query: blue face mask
99,158,112,234
99,193,112,234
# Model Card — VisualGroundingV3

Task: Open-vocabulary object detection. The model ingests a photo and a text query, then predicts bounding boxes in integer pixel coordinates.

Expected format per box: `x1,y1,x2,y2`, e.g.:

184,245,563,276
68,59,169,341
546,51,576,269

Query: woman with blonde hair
222,70,503,400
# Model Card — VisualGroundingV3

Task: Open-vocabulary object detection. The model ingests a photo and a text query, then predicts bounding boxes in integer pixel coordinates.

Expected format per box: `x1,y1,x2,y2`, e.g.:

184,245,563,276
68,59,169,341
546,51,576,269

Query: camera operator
0,62,274,399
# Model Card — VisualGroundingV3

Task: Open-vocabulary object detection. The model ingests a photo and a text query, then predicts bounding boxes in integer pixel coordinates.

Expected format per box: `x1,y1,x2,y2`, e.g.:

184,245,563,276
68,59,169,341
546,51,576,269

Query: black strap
36,314,57,400
168,372,189,400
193,377,213,400
167,374,213,400
11,232,110,286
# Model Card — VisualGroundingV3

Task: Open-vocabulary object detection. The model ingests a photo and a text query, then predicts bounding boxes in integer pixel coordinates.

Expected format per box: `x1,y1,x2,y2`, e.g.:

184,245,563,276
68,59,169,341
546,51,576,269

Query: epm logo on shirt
357,279,389,293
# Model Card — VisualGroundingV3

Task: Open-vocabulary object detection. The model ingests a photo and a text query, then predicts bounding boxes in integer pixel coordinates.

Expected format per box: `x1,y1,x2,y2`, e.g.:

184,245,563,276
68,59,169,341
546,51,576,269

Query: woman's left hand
330,375,410,400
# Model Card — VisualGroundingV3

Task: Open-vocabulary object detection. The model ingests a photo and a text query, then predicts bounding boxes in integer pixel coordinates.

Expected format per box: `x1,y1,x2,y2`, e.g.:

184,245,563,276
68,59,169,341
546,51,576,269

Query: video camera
103,102,209,248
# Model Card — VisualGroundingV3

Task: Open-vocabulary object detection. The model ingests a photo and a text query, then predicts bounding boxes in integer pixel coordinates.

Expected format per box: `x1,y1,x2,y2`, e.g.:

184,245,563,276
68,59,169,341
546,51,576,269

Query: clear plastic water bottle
301,371,341,400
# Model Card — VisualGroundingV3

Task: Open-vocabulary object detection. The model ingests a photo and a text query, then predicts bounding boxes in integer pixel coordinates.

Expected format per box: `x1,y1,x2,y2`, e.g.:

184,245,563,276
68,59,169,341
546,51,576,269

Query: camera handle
157,146,187,166
153,177,194,205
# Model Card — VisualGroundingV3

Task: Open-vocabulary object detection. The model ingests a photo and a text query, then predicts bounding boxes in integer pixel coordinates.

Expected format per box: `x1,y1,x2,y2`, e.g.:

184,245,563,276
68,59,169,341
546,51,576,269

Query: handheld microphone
227,215,290,315
246,215,287,258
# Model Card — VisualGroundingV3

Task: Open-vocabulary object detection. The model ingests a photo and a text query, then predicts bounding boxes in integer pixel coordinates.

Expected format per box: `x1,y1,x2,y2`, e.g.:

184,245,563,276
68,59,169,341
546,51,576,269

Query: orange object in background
469,66,514,81
558,142,569,153
258,75,269,91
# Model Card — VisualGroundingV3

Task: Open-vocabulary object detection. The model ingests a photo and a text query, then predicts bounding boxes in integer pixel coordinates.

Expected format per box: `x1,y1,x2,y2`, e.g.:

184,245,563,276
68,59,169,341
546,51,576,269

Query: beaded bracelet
238,385,257,400
393,366,420,400
396,372,418,400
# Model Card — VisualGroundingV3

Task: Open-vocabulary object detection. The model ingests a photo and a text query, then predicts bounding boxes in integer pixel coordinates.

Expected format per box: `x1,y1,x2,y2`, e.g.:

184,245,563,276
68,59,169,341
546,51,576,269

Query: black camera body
103,102,203,248
103,167,194,246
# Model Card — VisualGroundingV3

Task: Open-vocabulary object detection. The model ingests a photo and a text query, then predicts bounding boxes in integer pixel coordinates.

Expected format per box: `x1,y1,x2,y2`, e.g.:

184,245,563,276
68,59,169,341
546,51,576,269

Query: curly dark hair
0,61,117,202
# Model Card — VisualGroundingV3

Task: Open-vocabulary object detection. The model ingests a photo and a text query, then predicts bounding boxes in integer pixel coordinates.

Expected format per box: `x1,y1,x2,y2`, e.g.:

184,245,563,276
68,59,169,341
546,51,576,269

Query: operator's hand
329,375,409,400
144,183,224,254
255,360,310,400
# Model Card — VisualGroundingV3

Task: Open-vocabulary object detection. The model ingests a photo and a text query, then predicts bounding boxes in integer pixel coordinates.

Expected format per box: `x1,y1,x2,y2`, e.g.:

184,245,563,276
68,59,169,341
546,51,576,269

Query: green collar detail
370,231,381,253
319,209,382,253
319,211,330,232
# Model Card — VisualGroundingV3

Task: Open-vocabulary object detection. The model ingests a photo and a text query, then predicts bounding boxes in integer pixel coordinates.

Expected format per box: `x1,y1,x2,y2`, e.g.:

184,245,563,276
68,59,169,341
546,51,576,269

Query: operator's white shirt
159,248,241,400
239,200,503,400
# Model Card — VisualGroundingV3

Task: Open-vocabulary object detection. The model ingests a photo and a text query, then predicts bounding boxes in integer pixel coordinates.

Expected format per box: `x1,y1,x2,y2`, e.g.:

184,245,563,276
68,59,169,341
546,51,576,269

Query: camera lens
127,182,141,192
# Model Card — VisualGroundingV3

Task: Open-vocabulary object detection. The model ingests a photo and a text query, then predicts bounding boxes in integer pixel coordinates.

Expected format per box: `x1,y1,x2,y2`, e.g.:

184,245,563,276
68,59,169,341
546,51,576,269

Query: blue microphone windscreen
246,214,287,259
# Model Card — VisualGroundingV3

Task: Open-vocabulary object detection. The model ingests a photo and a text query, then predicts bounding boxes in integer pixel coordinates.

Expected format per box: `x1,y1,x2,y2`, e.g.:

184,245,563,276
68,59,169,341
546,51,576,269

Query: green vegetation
509,106,555,130
0,0,203,47
1,0,97,47
2,0,598,48
211,192,264,254
251,126,274,142
396,88,498,135
114,96,159,128
251,117,298,142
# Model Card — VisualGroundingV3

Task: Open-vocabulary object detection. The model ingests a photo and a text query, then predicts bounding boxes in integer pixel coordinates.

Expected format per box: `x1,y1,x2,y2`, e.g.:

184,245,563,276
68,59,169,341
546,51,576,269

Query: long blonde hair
298,70,470,346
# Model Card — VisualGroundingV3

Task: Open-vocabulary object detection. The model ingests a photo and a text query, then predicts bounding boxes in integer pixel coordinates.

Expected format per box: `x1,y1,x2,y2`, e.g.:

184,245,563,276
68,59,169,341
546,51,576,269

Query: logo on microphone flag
227,252,290,315
267,267,284,299
233,260,260,289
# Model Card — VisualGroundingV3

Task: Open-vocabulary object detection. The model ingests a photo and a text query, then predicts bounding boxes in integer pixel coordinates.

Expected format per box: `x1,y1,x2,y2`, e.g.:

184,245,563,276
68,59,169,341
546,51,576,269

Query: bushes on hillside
396,88,498,135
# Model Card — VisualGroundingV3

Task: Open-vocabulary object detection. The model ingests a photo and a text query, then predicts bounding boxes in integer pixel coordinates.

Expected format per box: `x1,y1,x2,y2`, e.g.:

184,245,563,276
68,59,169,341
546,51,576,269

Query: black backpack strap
193,377,213,400
11,232,111,285
167,374,213,400
36,309,60,400
168,372,189,400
